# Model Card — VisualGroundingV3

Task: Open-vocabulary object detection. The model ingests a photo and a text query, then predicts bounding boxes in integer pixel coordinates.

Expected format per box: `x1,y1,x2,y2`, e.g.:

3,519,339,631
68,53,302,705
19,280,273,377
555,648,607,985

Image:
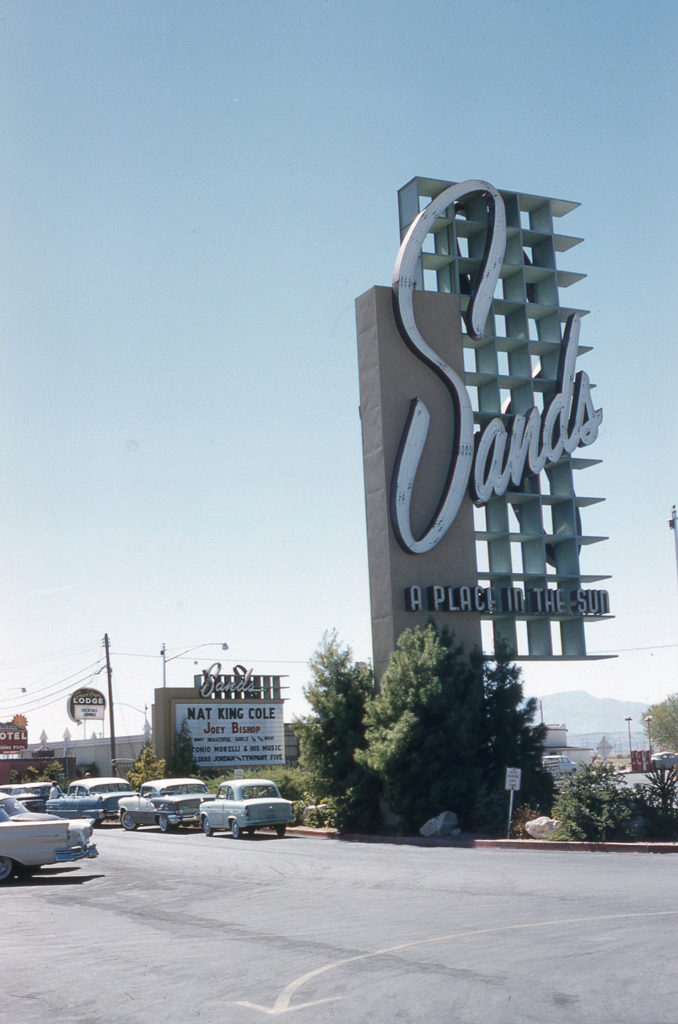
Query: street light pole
669,506,678,598
644,715,653,755
161,641,229,687
624,716,632,757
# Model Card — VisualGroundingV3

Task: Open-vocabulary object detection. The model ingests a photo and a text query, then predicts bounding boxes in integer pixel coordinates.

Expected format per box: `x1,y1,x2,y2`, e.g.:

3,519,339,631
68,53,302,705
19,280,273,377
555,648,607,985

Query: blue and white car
45,777,135,824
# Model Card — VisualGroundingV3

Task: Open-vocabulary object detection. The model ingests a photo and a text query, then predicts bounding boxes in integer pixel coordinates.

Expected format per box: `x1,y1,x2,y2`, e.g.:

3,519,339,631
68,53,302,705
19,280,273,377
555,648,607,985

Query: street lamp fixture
160,641,229,687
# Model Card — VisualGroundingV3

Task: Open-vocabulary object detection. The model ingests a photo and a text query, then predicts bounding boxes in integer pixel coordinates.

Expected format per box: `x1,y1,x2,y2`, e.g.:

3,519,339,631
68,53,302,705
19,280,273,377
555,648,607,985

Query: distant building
543,723,595,765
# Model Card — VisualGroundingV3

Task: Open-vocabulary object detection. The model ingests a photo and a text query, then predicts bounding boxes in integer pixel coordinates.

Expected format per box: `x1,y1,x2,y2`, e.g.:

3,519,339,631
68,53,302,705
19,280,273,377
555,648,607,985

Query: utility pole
104,633,117,774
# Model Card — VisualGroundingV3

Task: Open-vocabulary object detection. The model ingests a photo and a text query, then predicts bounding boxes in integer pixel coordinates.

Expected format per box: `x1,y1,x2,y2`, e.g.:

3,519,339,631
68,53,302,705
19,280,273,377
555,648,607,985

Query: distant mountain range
534,690,651,752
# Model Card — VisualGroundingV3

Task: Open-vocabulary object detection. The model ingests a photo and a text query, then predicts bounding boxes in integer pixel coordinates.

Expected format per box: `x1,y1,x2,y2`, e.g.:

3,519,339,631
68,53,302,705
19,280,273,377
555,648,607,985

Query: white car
200,778,295,839
118,778,212,832
0,795,98,883
542,755,581,777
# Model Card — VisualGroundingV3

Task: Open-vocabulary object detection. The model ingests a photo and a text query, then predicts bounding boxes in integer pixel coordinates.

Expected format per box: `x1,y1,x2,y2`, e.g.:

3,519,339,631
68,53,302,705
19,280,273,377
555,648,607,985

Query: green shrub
551,762,632,841
261,766,310,803
127,745,166,790
629,768,678,839
301,797,338,828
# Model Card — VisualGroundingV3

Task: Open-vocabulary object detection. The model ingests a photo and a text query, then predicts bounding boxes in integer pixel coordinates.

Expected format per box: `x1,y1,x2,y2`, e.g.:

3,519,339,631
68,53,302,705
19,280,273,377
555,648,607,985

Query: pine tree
165,720,199,777
360,624,483,833
472,642,551,830
295,631,379,831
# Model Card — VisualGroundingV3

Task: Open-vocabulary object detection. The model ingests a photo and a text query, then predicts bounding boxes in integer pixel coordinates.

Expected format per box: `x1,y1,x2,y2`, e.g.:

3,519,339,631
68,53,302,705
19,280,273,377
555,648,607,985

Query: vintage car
0,782,54,812
541,754,581,778
0,795,98,883
45,776,135,823
118,777,212,832
200,778,295,838
650,751,678,770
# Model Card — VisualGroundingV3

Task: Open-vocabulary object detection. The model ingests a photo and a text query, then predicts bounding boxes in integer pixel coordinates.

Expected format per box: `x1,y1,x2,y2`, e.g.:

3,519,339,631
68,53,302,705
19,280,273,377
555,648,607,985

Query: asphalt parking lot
3,825,677,1024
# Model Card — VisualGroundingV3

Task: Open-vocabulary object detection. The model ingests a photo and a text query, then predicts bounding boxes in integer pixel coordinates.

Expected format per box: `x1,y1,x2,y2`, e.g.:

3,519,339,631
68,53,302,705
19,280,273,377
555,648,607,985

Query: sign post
505,767,522,839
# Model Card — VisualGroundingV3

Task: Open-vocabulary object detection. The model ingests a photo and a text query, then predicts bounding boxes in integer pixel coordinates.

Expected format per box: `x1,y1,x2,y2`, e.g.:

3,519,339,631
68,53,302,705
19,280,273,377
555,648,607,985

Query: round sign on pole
68,687,106,722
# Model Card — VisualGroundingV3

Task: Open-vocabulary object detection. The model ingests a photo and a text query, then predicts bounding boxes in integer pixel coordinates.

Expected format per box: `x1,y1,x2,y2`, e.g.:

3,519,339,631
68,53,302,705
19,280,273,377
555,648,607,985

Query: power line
0,662,106,716
0,660,105,700
0,641,101,671
591,642,678,656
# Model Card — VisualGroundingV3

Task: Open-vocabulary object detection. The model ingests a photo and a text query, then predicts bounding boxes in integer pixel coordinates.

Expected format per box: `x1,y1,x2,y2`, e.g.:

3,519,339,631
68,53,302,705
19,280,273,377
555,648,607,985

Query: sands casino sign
356,177,610,676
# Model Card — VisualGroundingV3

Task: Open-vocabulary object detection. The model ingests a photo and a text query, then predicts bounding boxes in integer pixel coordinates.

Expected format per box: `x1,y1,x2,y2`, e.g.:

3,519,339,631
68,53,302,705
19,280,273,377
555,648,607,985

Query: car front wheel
158,815,174,833
275,825,286,838
120,810,138,831
231,820,244,839
202,817,214,837
0,856,15,883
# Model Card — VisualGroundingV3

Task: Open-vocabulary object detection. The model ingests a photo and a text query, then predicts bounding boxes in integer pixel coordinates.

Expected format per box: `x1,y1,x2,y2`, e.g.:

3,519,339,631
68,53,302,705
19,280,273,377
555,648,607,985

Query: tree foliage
165,720,198,777
551,761,632,841
360,625,549,834
630,768,678,839
295,631,380,831
360,624,484,833
127,744,166,790
474,644,552,828
641,693,678,751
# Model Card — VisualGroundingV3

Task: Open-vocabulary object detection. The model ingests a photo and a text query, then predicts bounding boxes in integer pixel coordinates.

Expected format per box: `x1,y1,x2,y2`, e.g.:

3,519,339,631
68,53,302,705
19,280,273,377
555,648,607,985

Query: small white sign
505,767,522,791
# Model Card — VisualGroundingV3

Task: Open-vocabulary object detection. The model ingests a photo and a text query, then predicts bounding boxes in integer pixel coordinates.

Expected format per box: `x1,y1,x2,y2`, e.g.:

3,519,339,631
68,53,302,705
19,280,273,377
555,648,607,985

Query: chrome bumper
54,843,99,863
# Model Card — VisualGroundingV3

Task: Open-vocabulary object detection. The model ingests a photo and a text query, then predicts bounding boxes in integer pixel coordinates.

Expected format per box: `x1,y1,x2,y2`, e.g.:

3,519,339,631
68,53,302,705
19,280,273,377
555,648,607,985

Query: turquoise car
200,778,295,839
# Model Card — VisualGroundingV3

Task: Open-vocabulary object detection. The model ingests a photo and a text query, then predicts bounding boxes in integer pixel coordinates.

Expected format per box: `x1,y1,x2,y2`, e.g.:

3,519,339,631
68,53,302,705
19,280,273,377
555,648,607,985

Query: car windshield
161,784,208,795
0,796,29,817
90,783,134,794
241,785,278,799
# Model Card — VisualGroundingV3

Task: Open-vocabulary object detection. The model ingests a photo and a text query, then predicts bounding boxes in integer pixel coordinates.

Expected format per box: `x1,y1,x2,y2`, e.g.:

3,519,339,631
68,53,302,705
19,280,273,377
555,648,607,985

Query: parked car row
118,777,296,839
0,774,295,883
31,774,296,838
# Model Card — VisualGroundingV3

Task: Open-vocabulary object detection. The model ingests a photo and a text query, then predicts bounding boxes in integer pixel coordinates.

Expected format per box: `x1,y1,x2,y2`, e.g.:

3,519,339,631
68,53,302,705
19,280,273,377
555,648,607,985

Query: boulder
419,811,461,838
525,816,561,840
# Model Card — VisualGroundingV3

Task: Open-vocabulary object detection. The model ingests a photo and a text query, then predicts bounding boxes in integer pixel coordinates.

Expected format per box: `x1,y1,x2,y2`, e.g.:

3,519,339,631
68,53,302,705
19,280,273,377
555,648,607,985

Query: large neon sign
390,180,602,555
355,173,609,670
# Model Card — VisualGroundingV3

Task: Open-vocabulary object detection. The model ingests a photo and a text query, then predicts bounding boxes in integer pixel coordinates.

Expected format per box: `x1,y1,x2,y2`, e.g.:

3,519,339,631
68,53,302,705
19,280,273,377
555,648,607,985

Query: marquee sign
176,702,285,768
356,175,610,677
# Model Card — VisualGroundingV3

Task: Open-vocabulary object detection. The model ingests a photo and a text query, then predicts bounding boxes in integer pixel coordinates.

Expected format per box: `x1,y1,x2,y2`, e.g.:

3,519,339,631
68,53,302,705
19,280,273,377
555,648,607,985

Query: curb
287,828,678,853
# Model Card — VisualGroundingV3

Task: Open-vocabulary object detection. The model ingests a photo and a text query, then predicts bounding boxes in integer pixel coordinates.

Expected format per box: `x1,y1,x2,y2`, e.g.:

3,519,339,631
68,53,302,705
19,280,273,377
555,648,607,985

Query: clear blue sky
1,0,677,743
